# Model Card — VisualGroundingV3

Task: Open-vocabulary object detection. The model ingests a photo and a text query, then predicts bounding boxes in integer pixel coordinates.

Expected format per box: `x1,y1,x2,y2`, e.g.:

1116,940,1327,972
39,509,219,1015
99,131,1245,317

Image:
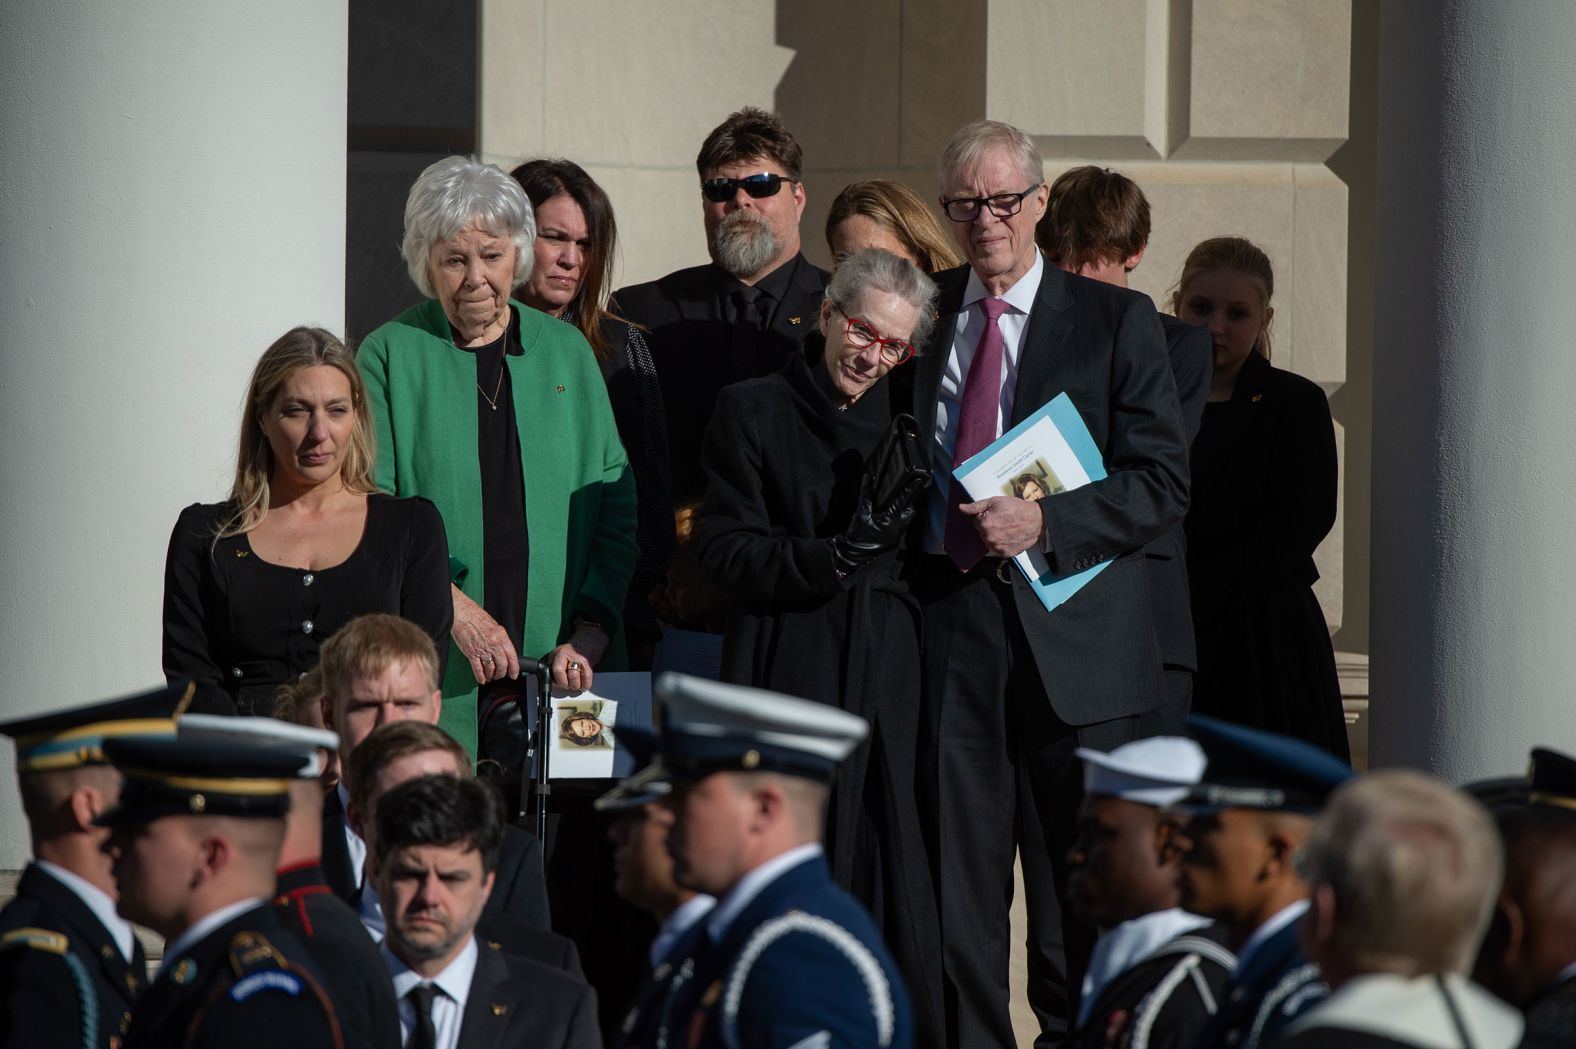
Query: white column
1370,1,1576,778
0,0,348,867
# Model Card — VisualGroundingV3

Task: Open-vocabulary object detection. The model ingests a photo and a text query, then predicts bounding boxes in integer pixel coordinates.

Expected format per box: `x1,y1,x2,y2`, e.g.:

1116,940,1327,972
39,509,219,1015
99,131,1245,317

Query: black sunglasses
701,173,798,203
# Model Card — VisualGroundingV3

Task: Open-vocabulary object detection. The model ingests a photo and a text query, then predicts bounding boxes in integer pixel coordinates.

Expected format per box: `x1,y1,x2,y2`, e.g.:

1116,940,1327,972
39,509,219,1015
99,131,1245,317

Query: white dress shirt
160,897,266,974
35,860,136,962
925,251,1047,551
359,879,387,941
1078,907,1210,1025
705,843,823,944
1235,898,1310,975
385,935,478,1049
650,893,717,967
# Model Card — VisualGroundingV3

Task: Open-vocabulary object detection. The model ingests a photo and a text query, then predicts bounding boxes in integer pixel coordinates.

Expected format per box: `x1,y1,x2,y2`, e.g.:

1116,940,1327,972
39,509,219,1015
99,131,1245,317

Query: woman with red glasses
696,247,945,1044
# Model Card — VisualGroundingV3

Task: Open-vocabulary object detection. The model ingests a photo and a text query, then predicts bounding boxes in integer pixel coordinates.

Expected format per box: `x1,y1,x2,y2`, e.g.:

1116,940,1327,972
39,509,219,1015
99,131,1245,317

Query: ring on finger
569,661,582,672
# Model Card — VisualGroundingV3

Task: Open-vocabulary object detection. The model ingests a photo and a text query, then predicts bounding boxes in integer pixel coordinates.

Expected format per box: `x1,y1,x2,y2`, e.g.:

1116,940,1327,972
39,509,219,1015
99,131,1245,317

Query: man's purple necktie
944,297,1011,571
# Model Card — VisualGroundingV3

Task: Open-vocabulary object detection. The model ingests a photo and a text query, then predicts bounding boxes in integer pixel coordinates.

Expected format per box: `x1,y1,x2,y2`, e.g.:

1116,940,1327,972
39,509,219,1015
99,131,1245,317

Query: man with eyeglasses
902,119,1190,1048
613,107,829,506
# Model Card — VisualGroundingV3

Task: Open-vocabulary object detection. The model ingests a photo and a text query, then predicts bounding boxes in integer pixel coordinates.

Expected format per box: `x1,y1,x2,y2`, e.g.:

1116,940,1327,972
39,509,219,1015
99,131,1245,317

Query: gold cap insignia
189,793,206,813
742,750,760,770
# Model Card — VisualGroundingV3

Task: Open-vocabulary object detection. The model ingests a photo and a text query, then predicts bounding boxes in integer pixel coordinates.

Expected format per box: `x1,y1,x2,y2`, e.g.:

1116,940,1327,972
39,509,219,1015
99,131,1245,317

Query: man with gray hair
1274,770,1523,1049
614,107,829,504
902,118,1189,1045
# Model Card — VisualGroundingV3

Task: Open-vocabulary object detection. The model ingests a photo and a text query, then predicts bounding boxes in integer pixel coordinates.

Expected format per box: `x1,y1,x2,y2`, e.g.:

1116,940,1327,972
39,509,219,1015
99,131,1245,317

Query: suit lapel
1009,265,1076,427
768,254,827,342
913,266,970,428
457,940,511,1049
320,789,358,904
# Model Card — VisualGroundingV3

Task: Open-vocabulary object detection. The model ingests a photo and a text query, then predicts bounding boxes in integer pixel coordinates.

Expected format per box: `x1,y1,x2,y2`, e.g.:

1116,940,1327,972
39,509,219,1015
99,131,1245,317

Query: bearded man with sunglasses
901,119,1190,1049
613,107,829,505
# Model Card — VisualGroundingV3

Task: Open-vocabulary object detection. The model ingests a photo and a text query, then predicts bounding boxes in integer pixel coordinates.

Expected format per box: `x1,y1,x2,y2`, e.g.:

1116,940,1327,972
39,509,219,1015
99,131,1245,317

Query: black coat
0,863,148,1049
903,264,1191,724
454,938,600,1049
696,349,942,1039
613,254,829,505
274,863,400,1049
124,903,342,1049
1521,973,1576,1049
1184,351,1349,759
1070,923,1234,1049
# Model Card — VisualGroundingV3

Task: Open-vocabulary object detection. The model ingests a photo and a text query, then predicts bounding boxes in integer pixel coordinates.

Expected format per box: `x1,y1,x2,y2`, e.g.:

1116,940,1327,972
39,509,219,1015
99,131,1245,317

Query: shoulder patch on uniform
229,970,303,1002
0,926,69,954
227,930,286,977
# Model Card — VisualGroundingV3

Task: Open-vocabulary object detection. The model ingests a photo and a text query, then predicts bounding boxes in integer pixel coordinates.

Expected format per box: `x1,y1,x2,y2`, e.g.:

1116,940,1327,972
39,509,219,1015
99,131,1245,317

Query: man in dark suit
613,106,829,505
344,719,581,975
177,712,401,1048
316,615,551,932
100,736,344,1048
1038,164,1213,724
0,684,189,1049
1175,715,1353,1049
904,119,1191,1047
1475,748,1576,1049
606,673,911,1049
372,774,599,1049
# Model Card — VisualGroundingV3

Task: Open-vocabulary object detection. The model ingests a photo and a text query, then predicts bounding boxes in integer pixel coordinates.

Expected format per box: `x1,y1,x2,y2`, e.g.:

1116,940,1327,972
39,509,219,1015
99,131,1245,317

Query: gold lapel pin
788,316,801,325
1251,393,1263,403
556,384,566,393
491,1003,507,1016
235,550,248,558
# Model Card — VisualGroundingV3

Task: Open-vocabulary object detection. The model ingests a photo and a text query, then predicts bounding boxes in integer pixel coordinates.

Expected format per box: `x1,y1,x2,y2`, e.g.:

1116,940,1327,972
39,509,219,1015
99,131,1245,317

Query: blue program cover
953,393,1110,612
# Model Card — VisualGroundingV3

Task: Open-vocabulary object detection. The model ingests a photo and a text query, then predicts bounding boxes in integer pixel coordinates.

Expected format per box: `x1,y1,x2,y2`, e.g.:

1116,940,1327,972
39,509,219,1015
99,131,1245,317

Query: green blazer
358,299,639,756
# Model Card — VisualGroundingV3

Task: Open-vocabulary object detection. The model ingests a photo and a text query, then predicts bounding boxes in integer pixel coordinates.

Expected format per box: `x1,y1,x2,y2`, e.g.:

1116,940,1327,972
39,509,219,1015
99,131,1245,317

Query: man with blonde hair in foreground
1273,769,1522,1049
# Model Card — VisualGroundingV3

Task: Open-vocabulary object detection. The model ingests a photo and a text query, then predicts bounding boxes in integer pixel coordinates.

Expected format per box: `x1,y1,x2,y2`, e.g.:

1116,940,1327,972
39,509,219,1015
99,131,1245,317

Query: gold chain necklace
477,364,504,411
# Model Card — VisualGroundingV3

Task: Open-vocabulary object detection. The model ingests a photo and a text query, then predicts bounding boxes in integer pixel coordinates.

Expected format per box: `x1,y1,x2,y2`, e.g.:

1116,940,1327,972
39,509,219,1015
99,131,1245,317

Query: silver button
302,620,315,635
230,667,243,679
302,573,315,587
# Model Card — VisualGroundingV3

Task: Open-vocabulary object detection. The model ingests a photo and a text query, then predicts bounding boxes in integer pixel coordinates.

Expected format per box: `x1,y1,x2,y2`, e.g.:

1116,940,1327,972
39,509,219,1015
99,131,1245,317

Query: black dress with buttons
162,493,453,714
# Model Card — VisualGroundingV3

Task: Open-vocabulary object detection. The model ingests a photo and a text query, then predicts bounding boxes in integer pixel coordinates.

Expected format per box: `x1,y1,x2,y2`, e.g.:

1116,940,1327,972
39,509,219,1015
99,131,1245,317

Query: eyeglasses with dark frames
940,184,1043,223
831,305,917,366
701,173,799,203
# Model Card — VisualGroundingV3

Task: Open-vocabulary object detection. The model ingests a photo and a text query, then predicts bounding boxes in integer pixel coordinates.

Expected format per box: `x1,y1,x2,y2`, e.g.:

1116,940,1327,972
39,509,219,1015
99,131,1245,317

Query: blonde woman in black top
162,326,451,714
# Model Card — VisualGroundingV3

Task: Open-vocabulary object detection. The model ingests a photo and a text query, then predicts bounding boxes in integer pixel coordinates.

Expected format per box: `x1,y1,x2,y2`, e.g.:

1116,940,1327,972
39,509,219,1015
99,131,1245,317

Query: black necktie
407,984,438,1049
731,285,765,331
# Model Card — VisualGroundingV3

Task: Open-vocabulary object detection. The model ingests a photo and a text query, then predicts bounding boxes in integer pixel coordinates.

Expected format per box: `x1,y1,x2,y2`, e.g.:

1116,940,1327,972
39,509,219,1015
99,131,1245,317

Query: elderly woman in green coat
358,155,638,759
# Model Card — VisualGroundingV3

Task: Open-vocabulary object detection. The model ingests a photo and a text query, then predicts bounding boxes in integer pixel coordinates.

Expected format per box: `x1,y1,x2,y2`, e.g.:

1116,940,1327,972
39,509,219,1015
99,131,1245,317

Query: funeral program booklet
952,393,1110,612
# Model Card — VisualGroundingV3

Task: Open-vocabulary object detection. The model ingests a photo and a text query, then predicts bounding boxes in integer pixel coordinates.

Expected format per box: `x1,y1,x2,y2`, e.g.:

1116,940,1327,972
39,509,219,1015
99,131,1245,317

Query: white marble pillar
1370,0,1576,779
0,0,348,867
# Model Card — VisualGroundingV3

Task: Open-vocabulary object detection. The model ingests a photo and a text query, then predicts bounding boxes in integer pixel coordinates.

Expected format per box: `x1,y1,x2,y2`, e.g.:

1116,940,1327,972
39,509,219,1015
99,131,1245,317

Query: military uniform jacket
0,863,147,1049
123,903,343,1049
1191,918,1325,1049
1520,973,1576,1049
652,853,912,1049
613,915,710,1049
274,862,400,1048
1071,923,1235,1049
1273,972,1523,1049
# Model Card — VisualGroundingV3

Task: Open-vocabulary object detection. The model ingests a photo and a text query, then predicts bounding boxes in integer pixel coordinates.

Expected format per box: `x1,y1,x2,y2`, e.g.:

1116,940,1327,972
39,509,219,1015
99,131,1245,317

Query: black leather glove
830,478,915,576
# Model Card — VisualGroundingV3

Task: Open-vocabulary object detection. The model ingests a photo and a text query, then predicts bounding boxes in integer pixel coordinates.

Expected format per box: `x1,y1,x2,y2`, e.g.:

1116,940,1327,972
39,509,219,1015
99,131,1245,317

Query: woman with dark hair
697,247,945,1043
1171,235,1348,759
163,326,452,714
511,158,672,667
1011,473,1052,502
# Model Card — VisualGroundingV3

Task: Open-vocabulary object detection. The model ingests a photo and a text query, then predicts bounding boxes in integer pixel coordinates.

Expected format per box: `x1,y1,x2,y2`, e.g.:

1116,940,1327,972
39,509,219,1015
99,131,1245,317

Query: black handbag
867,412,932,515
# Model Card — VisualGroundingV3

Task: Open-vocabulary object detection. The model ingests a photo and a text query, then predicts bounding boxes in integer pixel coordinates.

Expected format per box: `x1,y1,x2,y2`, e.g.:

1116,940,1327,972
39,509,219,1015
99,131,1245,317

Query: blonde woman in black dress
163,326,451,714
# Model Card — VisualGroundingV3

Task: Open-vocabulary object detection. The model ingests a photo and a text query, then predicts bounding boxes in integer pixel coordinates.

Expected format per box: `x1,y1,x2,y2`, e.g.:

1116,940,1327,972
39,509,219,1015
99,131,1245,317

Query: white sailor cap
597,673,869,808
1075,736,1206,808
177,714,339,780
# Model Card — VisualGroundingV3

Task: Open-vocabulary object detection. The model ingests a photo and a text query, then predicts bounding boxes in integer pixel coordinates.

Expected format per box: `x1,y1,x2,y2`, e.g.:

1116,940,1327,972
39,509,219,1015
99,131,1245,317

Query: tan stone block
590,166,712,290
537,1,793,168
901,0,987,170
986,0,1148,149
1286,166,1347,387
1178,0,1350,161
477,0,543,162
773,0,903,170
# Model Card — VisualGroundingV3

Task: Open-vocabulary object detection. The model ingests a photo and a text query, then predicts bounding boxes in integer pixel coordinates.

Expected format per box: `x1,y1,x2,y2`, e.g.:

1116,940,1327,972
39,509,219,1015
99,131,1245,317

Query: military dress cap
596,673,869,810
0,680,194,773
95,737,308,824
177,714,339,779
1462,775,1530,810
1180,715,1353,814
1076,736,1206,808
1529,746,1576,810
